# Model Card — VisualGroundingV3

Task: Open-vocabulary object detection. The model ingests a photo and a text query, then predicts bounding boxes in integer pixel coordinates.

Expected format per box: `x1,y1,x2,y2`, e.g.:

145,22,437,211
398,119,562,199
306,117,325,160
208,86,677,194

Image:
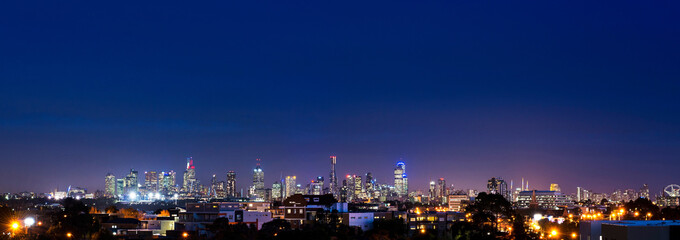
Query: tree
105,205,118,213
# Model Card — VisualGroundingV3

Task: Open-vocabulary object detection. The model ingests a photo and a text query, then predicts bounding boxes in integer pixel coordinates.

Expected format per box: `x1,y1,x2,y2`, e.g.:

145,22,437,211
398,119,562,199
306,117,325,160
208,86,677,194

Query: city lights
24,217,35,227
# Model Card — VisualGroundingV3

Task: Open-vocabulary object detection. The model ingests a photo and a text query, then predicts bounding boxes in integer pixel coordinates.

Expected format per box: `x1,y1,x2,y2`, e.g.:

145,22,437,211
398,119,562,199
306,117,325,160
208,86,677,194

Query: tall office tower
487,177,509,200
340,179,349,202
329,156,338,198
159,172,173,194
429,181,436,200
640,184,650,199
210,174,218,198
284,176,297,198
116,178,125,197
550,183,561,192
105,173,116,197
436,178,447,203
577,187,583,202
394,161,408,198
345,175,355,201
365,172,375,199
310,176,324,195
252,159,265,199
226,171,237,198
183,157,197,193
272,181,282,200
354,175,363,198
145,171,158,192
125,169,139,194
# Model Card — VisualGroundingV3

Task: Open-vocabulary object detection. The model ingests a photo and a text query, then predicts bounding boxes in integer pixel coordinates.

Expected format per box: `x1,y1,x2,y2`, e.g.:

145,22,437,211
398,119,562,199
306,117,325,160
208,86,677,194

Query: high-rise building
145,171,158,193
116,178,125,197
226,171,237,198
284,176,296,198
394,161,408,198
272,181,282,200
252,159,265,200
487,177,509,200
354,175,363,198
311,176,324,195
365,172,374,199
159,171,175,194
183,157,197,194
640,184,650,199
125,169,139,195
550,183,561,192
329,156,338,198
210,174,226,198
436,178,447,203
105,173,116,197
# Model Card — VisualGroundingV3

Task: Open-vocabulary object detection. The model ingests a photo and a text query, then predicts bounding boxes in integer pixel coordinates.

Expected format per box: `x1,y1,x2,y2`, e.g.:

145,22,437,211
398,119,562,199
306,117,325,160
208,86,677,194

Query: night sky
1,1,679,196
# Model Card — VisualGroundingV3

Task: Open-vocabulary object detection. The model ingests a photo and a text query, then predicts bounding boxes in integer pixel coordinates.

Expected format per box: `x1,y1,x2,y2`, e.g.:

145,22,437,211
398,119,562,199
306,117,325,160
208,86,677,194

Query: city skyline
2,1,680,196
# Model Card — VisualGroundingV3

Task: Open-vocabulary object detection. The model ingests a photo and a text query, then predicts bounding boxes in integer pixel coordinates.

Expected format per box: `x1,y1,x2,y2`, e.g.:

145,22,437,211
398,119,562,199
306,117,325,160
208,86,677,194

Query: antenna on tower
256,158,261,166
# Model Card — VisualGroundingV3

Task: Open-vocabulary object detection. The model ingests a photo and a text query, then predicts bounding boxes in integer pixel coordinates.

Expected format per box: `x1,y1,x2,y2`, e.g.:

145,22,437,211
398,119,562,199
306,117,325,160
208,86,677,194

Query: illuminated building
516,190,573,209
105,173,116,197
158,171,175,194
487,177,509,200
251,159,265,200
145,171,158,192
394,161,408,198
436,178,447,203
447,194,469,212
116,178,125,197
550,183,560,192
354,175,363,199
226,171,237,198
329,156,338,199
272,181,282,200
183,157,197,194
639,184,650,199
124,169,139,195
310,176,324,195
284,176,297,198
365,172,375,199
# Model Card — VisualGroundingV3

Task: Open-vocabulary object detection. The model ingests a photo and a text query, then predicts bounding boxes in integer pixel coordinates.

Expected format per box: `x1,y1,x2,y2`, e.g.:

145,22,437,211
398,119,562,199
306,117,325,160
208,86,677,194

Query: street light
11,221,20,230
183,232,189,238
24,217,35,227
66,232,73,238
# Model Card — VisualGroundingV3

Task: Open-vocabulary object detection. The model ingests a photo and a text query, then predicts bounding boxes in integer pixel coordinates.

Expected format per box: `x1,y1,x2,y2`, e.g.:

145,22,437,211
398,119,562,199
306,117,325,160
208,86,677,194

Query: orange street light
66,232,73,238
11,221,20,230
571,232,577,239
183,232,189,238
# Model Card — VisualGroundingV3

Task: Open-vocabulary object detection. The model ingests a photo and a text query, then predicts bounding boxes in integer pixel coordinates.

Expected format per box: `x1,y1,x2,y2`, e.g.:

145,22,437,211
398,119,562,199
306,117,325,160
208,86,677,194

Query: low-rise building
517,190,573,209
580,220,680,240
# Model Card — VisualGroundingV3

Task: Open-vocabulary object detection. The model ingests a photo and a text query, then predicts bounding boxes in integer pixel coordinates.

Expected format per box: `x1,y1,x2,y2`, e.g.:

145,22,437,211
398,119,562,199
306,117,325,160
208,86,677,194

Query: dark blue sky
1,1,679,196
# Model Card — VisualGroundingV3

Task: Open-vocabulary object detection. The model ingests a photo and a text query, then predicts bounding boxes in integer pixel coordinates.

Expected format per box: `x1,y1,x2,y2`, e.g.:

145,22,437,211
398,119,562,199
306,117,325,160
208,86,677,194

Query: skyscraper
550,183,561,192
252,159,265,200
226,171,236,198
124,168,139,195
105,173,116,197
487,177,509,200
183,157,197,194
436,178,447,203
272,181,282,200
145,171,158,193
311,176,324,195
394,161,408,198
329,156,338,199
365,172,374,199
159,171,175,194
284,176,296,198
116,178,125,197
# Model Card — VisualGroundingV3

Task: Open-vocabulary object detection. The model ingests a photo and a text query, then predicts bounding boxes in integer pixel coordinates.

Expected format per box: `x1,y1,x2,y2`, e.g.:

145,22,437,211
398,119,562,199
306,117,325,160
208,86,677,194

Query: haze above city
1,1,679,195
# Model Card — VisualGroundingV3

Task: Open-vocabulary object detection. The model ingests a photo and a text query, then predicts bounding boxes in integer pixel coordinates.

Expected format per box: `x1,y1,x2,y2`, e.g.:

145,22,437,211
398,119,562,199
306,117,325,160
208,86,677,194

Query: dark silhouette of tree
365,218,408,240
623,198,660,220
